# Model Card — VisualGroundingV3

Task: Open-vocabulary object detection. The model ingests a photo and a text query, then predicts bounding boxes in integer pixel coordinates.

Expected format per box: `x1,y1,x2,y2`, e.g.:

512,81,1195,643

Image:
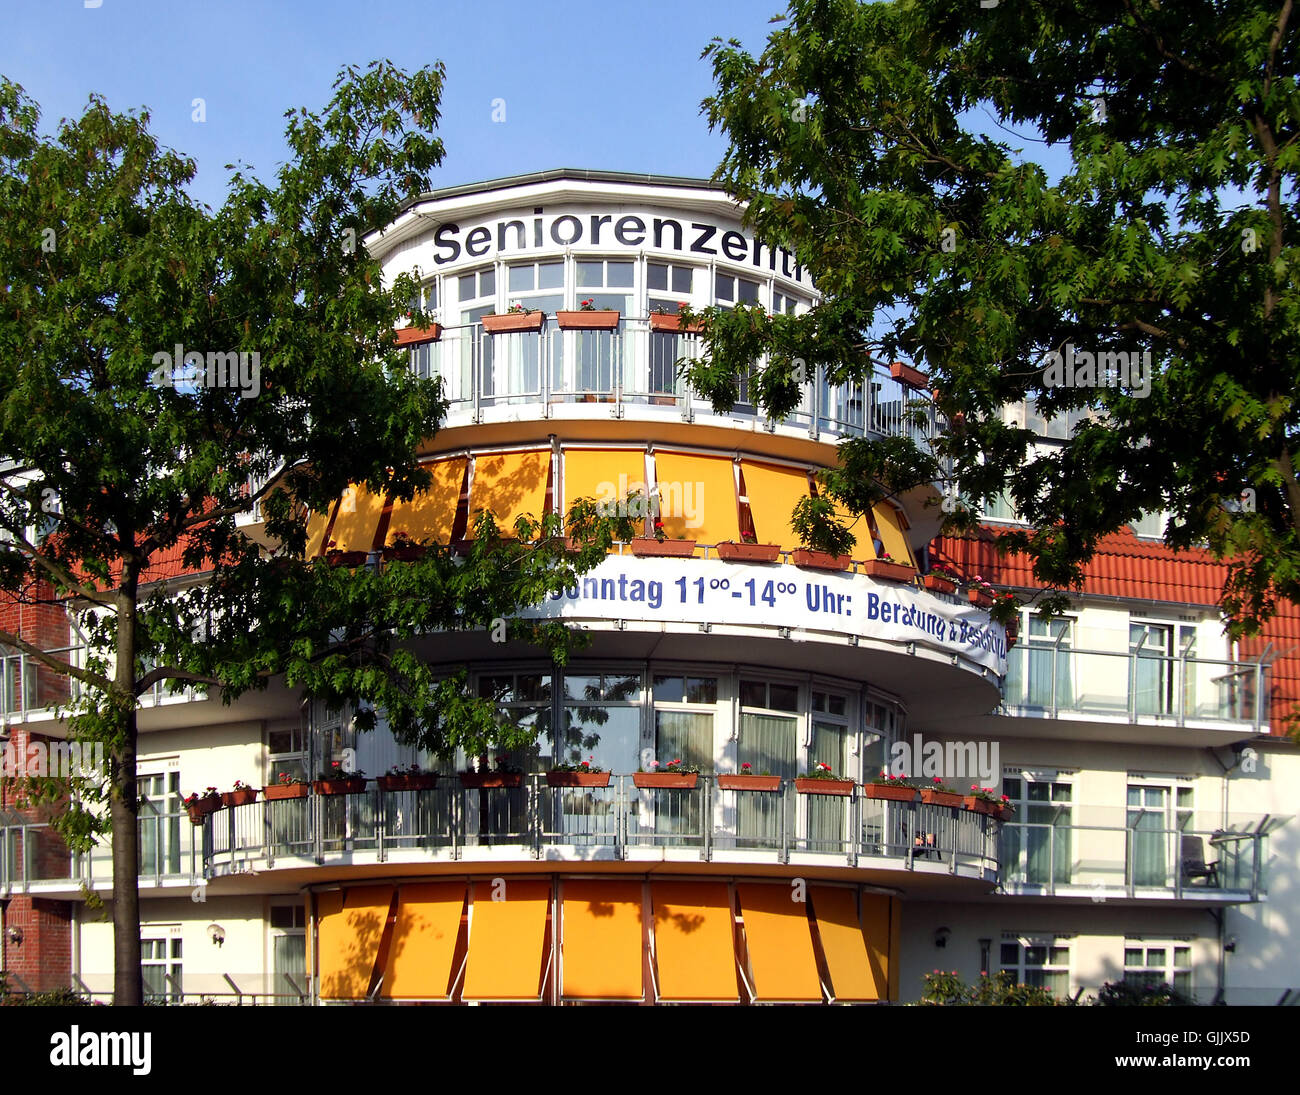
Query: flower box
993,804,1015,822
395,323,442,345
481,311,544,334
924,574,957,594
794,777,855,796
382,544,428,563
865,783,918,803
377,773,439,792
715,541,781,563
220,788,258,808
963,796,996,816
185,799,221,824
633,772,698,789
630,537,696,558
968,589,994,608
649,313,704,334
890,361,929,388
791,548,851,571
263,783,310,801
863,558,916,582
557,309,620,331
459,772,523,789
325,550,369,568
545,770,612,788
717,774,782,792
312,778,367,796
920,788,965,808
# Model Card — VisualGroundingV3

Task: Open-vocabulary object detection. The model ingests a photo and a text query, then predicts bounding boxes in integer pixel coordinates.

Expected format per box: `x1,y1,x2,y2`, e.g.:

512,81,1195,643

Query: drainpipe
1204,741,1251,1005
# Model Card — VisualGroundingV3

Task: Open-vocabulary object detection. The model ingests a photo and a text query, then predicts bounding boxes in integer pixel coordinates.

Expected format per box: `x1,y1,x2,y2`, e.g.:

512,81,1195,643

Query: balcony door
138,771,181,876
1001,775,1072,888
1127,780,1193,888
737,680,800,845
1130,623,1174,716
1005,615,1072,709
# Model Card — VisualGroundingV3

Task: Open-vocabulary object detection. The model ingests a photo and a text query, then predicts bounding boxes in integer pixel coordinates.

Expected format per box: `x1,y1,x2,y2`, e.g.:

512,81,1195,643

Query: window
772,291,802,314
714,272,761,305
499,262,563,400
982,490,1021,523
407,277,438,316
1129,622,1173,716
1001,774,1072,887
558,671,642,774
1000,939,1070,997
575,259,634,312
270,904,308,1005
475,671,552,772
268,723,308,784
1129,510,1165,538
649,674,719,843
1127,778,1194,888
1004,614,1072,709
737,680,799,845
647,261,693,298
138,771,181,876
809,690,851,851
141,934,183,1004
1023,397,1092,440
1124,941,1192,997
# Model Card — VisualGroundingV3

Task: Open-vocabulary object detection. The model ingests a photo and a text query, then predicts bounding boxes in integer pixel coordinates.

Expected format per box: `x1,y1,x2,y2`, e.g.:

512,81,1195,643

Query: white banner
522,557,1007,675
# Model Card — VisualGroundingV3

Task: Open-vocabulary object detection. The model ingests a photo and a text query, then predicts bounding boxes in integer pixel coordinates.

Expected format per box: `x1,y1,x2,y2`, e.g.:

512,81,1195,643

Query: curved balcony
200,776,1001,887
409,318,940,447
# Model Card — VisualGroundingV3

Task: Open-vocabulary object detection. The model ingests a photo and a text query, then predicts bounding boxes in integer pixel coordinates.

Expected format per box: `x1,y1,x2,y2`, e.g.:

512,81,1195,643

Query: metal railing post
701,779,711,861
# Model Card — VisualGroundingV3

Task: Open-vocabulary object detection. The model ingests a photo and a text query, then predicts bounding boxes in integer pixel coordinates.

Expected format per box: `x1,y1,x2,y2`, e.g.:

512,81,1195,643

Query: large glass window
141,935,182,1004
498,262,563,400
736,680,799,845
1001,775,1072,887
1005,614,1072,709
138,771,181,876
649,675,718,843
458,266,497,400
476,671,552,773
809,690,851,851
1127,780,1194,888
270,904,308,1005
1130,622,1173,716
558,671,641,774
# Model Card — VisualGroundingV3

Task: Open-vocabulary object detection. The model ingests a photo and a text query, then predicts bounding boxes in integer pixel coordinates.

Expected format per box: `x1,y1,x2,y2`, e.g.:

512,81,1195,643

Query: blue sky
0,0,789,210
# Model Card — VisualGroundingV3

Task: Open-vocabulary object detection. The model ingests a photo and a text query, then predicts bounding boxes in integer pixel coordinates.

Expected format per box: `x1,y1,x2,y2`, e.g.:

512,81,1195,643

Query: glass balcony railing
192,777,999,880
997,807,1285,900
1000,644,1267,731
419,318,939,445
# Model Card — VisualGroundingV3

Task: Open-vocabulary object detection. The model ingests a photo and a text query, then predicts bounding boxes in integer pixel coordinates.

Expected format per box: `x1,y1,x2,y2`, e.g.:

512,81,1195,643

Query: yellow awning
326,483,386,554
872,502,916,568
811,886,881,1001
305,505,335,558
650,881,738,1002
563,447,647,518
736,883,823,1002
380,882,466,1000
386,458,466,546
462,879,551,1001
561,880,645,1001
466,450,550,538
741,461,811,551
652,451,740,545
317,885,393,1000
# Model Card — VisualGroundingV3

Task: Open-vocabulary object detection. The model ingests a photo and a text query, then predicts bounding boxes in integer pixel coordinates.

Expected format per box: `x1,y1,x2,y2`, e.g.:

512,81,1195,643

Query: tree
0,64,631,1004
685,0,1300,633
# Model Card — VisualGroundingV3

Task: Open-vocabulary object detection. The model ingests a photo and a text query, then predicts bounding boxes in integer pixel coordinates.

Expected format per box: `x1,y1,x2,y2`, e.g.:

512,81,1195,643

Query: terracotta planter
557,309,620,331
312,778,367,796
220,789,258,808
633,772,698,789
481,311,544,334
865,783,918,803
924,574,957,594
717,774,781,792
890,361,929,388
395,323,442,345
185,799,221,824
263,783,310,801
325,550,369,568
630,537,696,558
963,796,996,816
715,541,781,563
863,558,916,582
920,788,965,808
794,777,855,796
993,804,1015,822
459,772,523,789
649,313,703,334
791,548,851,571
545,770,612,788
382,544,428,563
377,774,439,792
968,589,994,608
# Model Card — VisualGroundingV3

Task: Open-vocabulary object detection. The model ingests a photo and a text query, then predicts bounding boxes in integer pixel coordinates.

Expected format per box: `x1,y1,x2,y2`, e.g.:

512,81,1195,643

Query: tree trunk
111,566,142,1006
